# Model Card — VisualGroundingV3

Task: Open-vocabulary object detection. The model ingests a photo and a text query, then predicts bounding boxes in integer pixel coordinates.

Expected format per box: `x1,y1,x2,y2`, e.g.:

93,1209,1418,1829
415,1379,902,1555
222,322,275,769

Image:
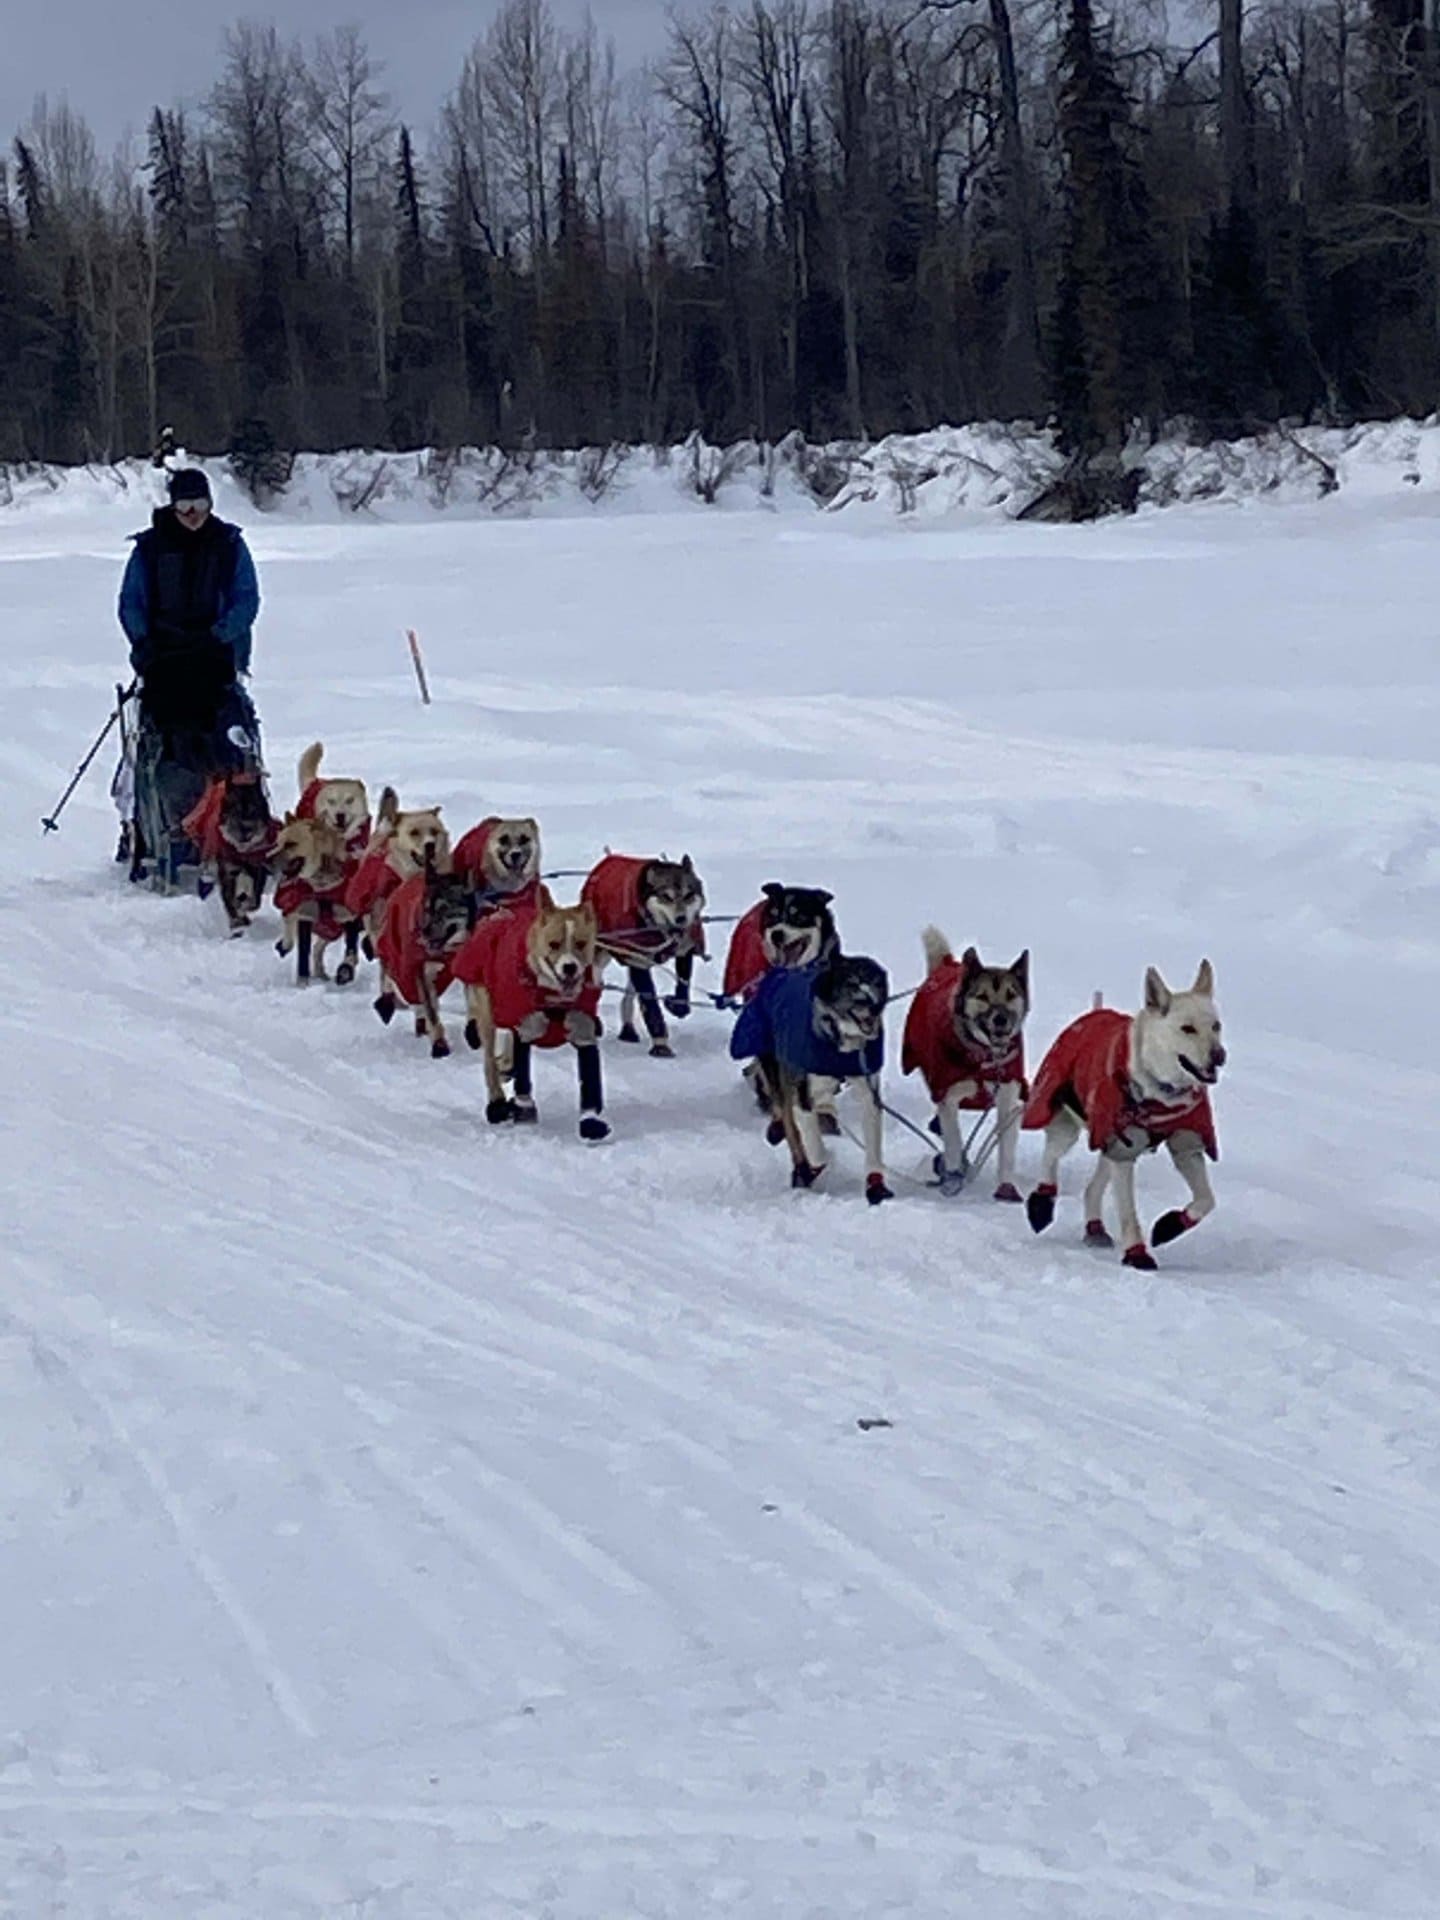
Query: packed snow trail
2,486,1438,1917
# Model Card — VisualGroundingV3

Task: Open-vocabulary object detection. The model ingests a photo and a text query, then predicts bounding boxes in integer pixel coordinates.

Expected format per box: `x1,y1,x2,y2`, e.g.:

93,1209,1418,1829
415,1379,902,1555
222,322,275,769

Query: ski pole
41,681,136,834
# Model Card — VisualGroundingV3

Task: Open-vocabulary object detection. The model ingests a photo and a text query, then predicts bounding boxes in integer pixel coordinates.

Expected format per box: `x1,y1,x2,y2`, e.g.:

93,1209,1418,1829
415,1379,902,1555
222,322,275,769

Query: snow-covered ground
3,477,1439,1917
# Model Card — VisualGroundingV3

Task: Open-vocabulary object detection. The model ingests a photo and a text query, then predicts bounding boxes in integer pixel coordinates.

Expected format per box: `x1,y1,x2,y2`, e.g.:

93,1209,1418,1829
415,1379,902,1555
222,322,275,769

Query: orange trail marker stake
407,629,432,705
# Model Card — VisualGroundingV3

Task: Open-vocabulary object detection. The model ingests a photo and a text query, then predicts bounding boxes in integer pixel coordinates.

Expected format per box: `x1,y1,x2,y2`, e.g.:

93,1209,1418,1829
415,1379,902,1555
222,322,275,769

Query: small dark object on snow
856,1417,893,1431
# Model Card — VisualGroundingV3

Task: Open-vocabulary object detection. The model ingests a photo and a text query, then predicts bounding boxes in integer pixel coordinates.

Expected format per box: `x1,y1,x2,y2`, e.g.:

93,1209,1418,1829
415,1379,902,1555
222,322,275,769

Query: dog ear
815,889,834,907
1011,949,1030,994
1144,966,1172,1015
378,786,400,828
282,809,297,826
761,881,785,903
680,853,695,874
576,900,598,937
1192,957,1215,996
960,945,981,978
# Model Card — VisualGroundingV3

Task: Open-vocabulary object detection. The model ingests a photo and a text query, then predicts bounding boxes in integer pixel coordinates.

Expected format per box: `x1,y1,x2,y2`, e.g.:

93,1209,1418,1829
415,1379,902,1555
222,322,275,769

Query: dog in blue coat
730,954,893,1203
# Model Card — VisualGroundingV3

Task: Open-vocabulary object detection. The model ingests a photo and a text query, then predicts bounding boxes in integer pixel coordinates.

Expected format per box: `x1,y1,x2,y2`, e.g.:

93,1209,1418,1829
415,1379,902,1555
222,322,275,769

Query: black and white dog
731,952,893,1203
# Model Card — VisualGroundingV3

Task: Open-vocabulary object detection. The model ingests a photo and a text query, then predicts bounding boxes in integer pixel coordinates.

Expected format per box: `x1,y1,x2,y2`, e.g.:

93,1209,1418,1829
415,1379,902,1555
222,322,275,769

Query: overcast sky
6,1,672,156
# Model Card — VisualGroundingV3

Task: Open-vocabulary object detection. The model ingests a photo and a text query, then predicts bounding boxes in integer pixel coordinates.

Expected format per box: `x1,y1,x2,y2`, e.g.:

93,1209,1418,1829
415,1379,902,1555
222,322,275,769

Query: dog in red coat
272,814,361,986
451,815,541,906
451,897,609,1139
901,929,1030,1200
1023,961,1226,1269
372,861,475,1057
581,852,706,1058
181,770,278,936
347,785,451,960
295,741,369,849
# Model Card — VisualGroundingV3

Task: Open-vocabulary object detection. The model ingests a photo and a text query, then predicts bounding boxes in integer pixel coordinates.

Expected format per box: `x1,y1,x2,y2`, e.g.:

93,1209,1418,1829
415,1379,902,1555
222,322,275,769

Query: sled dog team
180,742,1227,1272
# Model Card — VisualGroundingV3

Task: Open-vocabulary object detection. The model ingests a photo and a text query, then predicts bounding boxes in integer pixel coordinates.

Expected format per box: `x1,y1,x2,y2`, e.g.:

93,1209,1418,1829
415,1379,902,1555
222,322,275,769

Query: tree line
2,0,1438,477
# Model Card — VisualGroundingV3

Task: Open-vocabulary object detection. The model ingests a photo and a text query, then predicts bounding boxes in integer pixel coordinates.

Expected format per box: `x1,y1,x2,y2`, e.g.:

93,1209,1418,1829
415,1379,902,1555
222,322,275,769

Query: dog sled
117,681,264,893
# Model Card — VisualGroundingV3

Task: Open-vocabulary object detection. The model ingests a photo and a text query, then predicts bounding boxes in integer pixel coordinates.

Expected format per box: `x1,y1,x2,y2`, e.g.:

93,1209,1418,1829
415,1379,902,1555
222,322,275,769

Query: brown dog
272,815,361,985
451,897,610,1139
451,815,542,904
296,741,370,849
347,785,451,959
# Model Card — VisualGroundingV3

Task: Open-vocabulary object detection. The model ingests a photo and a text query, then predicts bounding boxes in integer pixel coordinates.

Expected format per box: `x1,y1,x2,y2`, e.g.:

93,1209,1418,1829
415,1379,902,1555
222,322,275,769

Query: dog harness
1023,1008,1218,1158
449,906,601,1047
180,777,275,870
582,854,706,965
901,957,1027,1108
373,873,465,1007
730,964,884,1080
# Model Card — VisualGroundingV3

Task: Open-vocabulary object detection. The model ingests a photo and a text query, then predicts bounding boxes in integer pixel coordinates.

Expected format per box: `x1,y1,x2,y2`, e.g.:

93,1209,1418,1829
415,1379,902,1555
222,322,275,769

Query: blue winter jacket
119,514,260,676
730,965,884,1080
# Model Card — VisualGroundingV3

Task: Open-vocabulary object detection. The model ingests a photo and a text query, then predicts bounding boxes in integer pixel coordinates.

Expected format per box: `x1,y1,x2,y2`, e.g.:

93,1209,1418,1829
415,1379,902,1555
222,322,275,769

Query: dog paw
937,1167,965,1197
649,1041,675,1060
1122,1243,1159,1271
511,1099,538,1124
992,1182,1022,1204
818,1111,841,1138
1084,1219,1114,1247
1151,1208,1196,1246
374,992,398,1026
464,1018,481,1050
865,1174,894,1206
274,938,291,958
1026,1186,1057,1234
663,995,691,1019
790,1162,823,1190
579,1115,611,1143
765,1118,786,1148
228,923,247,940
335,961,356,986
618,1022,641,1044
485,1097,514,1125
430,1036,451,1060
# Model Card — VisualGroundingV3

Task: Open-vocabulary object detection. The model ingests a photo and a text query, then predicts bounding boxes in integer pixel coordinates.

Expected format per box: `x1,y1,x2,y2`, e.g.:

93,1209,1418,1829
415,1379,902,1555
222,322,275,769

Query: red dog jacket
901,957,1027,1108
374,874,458,1007
722,902,770,1000
1023,1009,1217,1158
449,906,601,1047
344,841,405,920
582,854,705,962
273,875,353,944
181,778,275,868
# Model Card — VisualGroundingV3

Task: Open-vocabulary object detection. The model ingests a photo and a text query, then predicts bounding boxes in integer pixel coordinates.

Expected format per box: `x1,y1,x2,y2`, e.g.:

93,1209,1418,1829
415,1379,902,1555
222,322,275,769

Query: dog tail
921,925,952,976
298,740,324,790
376,785,400,833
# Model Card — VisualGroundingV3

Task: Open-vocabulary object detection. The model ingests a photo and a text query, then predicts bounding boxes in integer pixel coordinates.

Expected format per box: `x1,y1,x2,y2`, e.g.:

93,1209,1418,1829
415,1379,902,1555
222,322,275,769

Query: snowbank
4,415,1440,523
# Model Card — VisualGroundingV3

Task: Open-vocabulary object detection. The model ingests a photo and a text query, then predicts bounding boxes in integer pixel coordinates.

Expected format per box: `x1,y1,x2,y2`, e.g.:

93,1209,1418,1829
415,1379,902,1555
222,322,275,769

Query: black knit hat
168,468,212,503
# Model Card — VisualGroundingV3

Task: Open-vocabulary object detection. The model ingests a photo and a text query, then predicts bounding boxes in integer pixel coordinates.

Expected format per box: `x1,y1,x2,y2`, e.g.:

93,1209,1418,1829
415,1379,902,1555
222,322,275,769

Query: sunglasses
173,496,210,513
